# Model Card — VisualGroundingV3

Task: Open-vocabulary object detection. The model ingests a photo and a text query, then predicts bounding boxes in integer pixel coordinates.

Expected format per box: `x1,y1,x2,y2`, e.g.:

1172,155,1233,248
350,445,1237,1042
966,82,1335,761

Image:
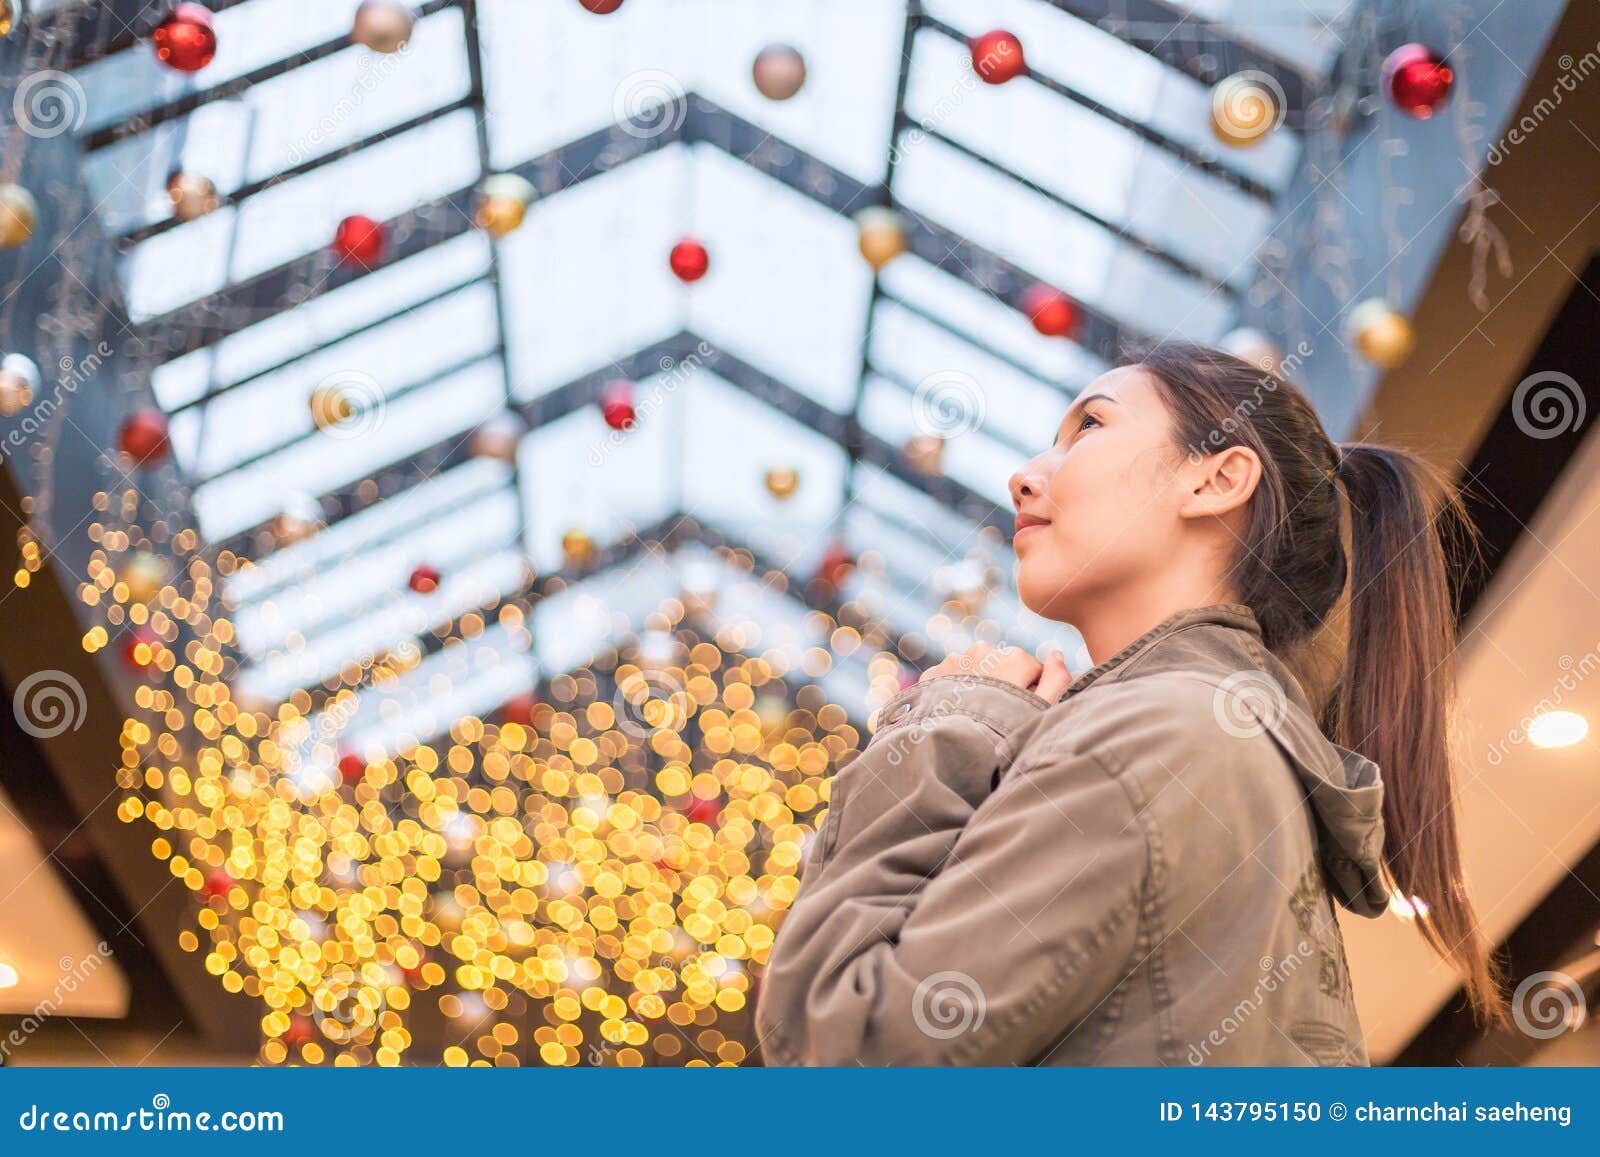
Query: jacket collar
1060,603,1260,702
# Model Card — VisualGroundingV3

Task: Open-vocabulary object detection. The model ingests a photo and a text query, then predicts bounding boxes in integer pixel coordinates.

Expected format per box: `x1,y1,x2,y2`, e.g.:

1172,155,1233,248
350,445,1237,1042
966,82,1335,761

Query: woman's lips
1014,513,1052,539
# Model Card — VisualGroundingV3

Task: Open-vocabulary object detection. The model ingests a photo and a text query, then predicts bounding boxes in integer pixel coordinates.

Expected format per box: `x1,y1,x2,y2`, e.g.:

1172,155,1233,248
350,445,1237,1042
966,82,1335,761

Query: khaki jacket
755,605,1388,1066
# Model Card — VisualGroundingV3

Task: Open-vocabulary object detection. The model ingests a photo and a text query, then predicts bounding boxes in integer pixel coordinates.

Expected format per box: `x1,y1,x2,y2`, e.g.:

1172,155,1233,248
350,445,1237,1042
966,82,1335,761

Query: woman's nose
1009,467,1040,509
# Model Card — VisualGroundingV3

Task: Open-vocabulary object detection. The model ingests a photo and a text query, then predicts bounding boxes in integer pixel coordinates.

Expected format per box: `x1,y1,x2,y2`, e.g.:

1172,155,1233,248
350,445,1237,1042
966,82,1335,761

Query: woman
754,343,1504,1066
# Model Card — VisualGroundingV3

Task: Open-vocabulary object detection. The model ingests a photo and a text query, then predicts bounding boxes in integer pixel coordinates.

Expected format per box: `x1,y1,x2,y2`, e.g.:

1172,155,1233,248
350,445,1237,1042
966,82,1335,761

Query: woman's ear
1179,445,1262,520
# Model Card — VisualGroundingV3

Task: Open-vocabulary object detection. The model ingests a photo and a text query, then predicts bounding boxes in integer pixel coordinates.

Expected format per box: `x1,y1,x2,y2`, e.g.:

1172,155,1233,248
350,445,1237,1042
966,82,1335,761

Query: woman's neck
1072,574,1241,666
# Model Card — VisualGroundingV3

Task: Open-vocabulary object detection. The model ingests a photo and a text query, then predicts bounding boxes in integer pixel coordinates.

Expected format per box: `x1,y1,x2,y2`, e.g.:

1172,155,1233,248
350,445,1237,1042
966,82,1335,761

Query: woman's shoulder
1024,665,1321,796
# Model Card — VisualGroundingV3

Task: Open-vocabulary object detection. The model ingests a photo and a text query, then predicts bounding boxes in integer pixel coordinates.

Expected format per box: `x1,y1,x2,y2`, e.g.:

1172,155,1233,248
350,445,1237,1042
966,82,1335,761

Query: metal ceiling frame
26,0,1313,789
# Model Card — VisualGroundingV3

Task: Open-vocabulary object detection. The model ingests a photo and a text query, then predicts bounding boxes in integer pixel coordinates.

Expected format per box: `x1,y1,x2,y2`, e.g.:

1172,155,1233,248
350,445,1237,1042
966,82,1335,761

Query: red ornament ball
669,238,709,283
684,796,721,826
600,380,636,430
577,0,624,12
970,29,1026,84
500,692,539,727
400,950,428,987
202,867,233,899
338,752,366,785
1020,284,1078,338
1382,44,1453,119
332,214,387,267
122,625,163,672
408,564,441,594
118,408,170,464
152,3,217,74
815,540,854,589
283,1014,316,1048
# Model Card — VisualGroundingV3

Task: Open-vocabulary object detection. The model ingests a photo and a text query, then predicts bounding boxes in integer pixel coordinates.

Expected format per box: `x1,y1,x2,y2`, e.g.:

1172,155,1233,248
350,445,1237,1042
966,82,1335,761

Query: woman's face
1008,366,1195,621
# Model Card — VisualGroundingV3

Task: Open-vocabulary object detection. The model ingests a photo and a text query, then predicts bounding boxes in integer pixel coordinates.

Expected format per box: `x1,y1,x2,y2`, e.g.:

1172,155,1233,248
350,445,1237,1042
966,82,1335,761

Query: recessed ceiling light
1527,711,1589,749
0,963,18,988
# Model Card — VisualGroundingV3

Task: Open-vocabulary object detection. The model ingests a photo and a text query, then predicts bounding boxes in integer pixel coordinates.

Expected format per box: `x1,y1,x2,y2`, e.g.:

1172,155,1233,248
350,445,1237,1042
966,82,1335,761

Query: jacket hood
1260,710,1390,918
1065,603,1391,918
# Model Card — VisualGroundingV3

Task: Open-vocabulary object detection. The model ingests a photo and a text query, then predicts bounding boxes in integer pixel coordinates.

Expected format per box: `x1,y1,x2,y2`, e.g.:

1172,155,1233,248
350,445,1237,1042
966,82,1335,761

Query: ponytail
1331,443,1506,1025
1136,343,1507,1023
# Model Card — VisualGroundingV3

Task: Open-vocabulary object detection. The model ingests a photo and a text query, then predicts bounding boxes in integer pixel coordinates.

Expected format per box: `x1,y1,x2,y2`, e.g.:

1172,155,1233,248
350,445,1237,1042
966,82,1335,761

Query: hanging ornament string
1444,0,1513,312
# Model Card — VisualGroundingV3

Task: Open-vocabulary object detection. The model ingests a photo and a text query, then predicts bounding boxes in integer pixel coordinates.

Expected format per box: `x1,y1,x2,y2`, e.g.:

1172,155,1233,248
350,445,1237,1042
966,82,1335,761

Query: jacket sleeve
755,674,1148,1066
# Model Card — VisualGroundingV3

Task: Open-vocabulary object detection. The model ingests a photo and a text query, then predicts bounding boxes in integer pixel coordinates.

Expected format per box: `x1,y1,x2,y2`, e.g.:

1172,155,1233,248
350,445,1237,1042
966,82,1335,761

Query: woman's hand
918,643,1072,701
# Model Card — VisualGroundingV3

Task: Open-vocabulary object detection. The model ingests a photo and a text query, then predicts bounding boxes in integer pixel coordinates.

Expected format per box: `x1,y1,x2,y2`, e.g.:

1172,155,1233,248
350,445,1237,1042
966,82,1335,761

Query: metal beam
919,12,1276,202
131,107,686,360
1039,0,1314,120
114,96,479,250
39,0,254,72
77,1,461,153
692,93,1150,355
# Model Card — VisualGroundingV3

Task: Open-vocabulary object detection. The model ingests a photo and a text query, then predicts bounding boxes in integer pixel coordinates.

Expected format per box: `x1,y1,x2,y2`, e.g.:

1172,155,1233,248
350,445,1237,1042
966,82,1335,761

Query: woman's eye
1077,412,1101,431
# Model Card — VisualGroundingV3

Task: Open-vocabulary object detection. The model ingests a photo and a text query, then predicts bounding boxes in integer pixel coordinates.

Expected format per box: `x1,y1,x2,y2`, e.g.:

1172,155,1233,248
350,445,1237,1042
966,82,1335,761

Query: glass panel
170,280,498,478
687,147,870,412
150,231,492,411
83,7,471,238
517,383,677,575
119,109,481,321
193,355,504,539
75,0,372,134
680,370,850,563
1168,0,1348,76
858,372,1017,508
501,146,687,400
896,135,1233,341
225,457,513,605
907,29,1272,287
480,0,904,185
868,298,1070,455
877,254,1105,388
234,485,519,658
232,546,527,706
920,0,1300,192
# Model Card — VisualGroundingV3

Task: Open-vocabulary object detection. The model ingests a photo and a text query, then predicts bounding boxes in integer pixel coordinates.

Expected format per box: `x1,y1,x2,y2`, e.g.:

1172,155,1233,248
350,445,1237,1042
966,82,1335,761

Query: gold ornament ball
855,206,905,271
0,352,40,417
475,173,536,239
1345,299,1415,369
270,493,323,547
0,183,39,249
562,528,597,569
167,170,220,222
120,550,171,604
469,411,526,462
1210,71,1283,148
763,465,799,500
752,43,806,101
902,433,944,477
352,1,414,53
1219,327,1283,375
309,384,354,429
1,0,25,38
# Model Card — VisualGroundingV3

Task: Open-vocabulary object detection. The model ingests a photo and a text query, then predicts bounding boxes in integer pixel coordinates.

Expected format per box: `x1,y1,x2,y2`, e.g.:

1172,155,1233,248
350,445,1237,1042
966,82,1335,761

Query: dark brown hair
1133,341,1505,1024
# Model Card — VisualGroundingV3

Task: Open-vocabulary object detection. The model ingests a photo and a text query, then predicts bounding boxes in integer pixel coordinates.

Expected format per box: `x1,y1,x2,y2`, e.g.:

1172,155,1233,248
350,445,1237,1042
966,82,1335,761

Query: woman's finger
986,645,1042,689
1032,651,1072,703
